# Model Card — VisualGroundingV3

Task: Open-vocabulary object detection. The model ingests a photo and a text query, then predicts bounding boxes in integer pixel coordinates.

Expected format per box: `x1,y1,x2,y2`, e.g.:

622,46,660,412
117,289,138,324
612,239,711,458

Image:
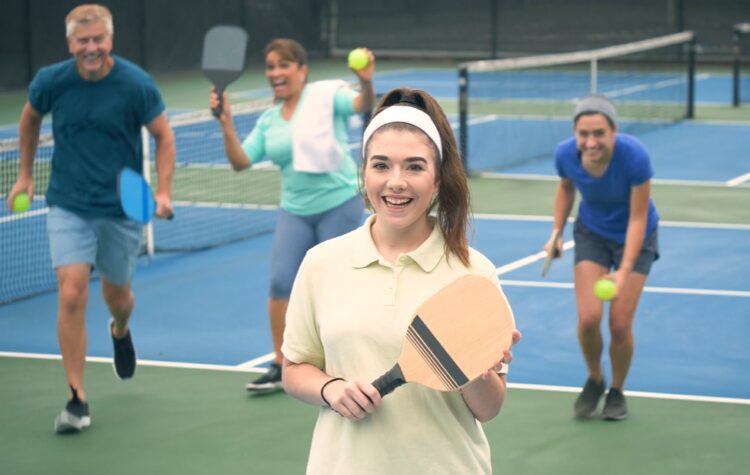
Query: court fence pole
733,27,741,107
490,0,498,58
732,23,749,107
687,35,696,119
458,66,469,171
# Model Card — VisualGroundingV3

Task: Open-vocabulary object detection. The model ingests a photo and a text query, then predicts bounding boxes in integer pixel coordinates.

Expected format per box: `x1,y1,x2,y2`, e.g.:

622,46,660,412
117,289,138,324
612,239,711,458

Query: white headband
361,105,442,160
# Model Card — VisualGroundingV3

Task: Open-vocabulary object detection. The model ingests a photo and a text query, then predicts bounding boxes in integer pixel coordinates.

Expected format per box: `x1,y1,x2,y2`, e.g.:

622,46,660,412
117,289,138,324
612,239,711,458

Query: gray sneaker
54,388,90,434
574,377,606,418
602,387,628,420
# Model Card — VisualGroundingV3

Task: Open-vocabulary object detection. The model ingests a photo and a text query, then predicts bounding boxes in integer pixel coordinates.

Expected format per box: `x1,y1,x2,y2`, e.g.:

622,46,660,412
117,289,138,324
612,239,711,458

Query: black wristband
320,377,345,408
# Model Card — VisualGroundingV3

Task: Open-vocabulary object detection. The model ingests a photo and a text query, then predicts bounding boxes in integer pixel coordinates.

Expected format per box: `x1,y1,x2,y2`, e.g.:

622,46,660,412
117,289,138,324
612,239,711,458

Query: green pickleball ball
593,279,617,301
347,48,369,70
12,192,30,213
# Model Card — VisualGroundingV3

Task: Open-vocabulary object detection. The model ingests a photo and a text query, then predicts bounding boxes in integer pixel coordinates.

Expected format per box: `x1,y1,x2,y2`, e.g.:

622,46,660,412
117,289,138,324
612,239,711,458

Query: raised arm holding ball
209,39,375,393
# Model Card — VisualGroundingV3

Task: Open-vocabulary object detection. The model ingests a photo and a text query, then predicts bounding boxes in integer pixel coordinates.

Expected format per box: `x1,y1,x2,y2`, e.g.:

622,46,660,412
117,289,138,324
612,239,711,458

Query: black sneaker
54,387,90,434
602,387,628,420
110,319,136,380
245,362,283,393
574,377,606,418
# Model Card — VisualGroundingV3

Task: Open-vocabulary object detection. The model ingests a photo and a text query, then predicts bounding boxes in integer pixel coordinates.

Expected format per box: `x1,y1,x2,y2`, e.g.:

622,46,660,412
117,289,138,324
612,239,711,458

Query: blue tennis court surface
2,216,748,401
472,218,750,400
478,119,750,182
372,69,750,182
372,69,737,104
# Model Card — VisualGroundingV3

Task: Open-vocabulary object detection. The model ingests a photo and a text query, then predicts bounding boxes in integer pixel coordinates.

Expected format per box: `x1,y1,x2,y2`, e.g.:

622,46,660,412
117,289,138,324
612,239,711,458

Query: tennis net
1,100,282,304
458,31,697,173
733,22,750,107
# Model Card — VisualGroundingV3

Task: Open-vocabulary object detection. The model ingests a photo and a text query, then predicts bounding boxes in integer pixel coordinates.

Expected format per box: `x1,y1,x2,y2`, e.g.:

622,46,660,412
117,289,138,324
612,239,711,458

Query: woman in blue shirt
545,94,659,421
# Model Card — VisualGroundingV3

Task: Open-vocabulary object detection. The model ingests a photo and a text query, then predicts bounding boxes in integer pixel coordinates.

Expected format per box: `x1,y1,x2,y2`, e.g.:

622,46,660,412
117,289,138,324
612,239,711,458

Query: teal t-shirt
241,85,360,216
28,56,165,217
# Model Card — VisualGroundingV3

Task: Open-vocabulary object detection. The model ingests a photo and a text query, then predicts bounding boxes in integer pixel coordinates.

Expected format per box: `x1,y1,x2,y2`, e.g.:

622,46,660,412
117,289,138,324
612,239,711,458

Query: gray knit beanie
574,94,617,125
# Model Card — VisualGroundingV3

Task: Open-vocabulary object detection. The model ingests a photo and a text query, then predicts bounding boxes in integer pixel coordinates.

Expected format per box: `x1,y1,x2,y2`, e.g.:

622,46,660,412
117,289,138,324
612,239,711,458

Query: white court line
474,212,750,231
601,74,707,99
173,200,278,211
2,351,746,405
495,239,575,275
0,351,267,373
235,352,276,370
655,177,749,187
658,220,750,230
477,172,750,189
727,171,750,187
508,382,750,405
0,207,48,224
499,280,750,298
474,213,558,222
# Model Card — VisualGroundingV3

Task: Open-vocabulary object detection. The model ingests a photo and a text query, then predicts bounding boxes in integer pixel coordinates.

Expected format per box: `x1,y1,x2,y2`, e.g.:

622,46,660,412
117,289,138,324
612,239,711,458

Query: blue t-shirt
29,55,165,217
554,133,659,243
241,85,359,216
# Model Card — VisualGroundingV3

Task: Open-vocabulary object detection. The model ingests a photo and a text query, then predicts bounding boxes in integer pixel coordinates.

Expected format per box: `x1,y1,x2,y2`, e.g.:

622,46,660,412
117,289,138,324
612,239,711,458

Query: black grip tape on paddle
212,88,225,118
372,364,406,397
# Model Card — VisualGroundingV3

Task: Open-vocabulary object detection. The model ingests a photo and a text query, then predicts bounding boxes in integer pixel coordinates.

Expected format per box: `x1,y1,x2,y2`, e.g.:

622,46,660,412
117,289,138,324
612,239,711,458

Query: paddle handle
552,230,562,257
372,364,406,397
212,87,225,118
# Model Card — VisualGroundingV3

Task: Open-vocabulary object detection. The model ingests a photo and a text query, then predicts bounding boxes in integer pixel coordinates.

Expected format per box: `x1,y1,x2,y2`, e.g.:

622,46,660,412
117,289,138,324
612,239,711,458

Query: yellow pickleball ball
347,48,369,70
12,192,31,213
593,279,617,301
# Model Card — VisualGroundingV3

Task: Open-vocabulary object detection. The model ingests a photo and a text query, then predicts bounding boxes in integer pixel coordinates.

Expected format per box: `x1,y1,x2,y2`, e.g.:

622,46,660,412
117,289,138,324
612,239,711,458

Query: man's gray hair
65,4,113,38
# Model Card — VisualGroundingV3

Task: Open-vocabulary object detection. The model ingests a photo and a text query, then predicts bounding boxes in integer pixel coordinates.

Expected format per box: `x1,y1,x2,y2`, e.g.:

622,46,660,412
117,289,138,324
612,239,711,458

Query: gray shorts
47,206,143,285
270,195,364,299
573,219,659,275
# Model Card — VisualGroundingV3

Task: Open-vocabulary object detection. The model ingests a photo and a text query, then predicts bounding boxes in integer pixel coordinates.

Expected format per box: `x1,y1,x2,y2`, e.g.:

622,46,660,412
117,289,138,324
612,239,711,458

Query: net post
732,24,742,107
686,34,696,119
458,65,469,171
141,126,155,257
590,58,598,94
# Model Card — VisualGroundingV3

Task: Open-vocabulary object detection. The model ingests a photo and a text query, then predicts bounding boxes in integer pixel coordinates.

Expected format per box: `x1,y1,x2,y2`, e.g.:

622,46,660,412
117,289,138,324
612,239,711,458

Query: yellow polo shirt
283,215,510,475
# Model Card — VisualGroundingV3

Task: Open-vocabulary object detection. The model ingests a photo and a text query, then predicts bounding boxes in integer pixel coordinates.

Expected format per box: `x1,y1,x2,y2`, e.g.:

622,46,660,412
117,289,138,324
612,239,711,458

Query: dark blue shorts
573,219,659,275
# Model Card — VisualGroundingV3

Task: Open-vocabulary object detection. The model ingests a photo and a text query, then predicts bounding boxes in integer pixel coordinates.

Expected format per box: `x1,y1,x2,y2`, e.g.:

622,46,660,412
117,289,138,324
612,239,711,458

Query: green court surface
470,176,750,224
1,357,747,474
